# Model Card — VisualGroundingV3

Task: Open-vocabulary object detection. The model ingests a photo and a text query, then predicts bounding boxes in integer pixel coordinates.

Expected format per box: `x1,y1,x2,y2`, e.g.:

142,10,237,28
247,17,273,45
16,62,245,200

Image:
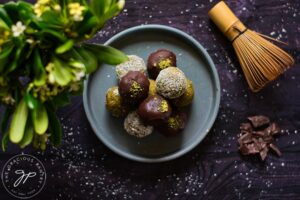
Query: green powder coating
158,100,169,113
129,81,143,97
157,58,172,70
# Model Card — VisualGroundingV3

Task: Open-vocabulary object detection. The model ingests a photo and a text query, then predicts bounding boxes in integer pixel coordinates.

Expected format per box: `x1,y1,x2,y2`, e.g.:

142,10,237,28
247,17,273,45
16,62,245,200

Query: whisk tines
208,1,294,92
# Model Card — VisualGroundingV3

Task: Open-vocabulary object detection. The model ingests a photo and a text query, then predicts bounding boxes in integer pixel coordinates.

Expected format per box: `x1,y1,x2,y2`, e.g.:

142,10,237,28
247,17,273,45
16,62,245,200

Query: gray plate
83,25,220,163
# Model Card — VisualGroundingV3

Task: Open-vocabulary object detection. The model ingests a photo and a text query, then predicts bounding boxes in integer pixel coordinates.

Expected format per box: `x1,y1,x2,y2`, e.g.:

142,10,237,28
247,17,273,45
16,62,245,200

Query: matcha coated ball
172,79,194,107
156,67,187,99
105,86,128,117
148,79,156,96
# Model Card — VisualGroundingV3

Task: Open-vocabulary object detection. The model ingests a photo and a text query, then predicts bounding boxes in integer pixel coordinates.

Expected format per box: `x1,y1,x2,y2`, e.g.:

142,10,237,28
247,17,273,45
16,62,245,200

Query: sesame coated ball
115,55,146,79
124,111,154,138
156,67,187,99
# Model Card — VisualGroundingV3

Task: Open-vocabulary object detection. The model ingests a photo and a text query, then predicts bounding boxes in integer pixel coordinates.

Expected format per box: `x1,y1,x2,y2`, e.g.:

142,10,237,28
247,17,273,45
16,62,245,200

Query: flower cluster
68,3,85,22
34,0,60,17
0,0,127,151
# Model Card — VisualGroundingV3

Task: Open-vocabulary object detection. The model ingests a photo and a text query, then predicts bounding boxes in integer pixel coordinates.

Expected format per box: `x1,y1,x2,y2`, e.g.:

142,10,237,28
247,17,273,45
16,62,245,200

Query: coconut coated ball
116,55,146,79
105,86,128,117
156,67,187,99
172,79,194,107
119,71,150,105
137,95,172,125
124,111,154,138
147,49,176,79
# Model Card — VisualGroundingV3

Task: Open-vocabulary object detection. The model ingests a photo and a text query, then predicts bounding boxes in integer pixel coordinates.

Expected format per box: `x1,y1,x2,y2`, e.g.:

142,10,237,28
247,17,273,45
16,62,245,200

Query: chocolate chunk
265,123,280,135
240,123,253,132
247,115,270,128
238,115,282,161
238,132,252,145
260,146,269,161
269,143,282,156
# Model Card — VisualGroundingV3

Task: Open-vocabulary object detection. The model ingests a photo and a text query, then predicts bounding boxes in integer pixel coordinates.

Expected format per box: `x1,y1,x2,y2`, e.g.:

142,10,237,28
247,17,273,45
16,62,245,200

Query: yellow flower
38,0,50,4
34,0,52,17
68,3,85,22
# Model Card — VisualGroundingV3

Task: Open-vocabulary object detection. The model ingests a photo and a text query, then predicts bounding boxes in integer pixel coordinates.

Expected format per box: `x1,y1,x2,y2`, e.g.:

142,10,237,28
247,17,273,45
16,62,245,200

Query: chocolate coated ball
159,112,187,136
147,49,176,79
119,71,150,105
137,95,172,125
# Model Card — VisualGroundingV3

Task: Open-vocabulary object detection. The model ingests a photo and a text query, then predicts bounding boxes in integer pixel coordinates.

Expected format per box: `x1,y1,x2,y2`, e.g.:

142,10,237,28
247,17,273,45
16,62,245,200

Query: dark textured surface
1,0,300,199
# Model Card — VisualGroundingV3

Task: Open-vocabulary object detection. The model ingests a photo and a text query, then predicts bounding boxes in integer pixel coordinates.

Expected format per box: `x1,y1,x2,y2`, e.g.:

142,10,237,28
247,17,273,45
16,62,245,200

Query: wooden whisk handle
208,1,247,42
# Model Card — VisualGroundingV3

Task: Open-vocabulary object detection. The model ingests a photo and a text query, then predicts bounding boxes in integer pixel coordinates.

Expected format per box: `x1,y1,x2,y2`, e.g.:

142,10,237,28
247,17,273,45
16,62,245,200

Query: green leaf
0,18,9,29
39,10,64,29
32,103,49,135
90,0,112,18
33,49,47,86
74,47,98,73
1,132,9,152
83,43,128,65
17,2,36,23
46,105,62,146
3,2,18,22
19,121,34,148
9,98,28,143
56,40,74,54
25,92,38,110
77,16,99,36
41,29,67,41
103,0,125,21
1,107,12,133
0,7,12,26
51,93,70,107
53,57,73,86
6,43,25,74
0,44,14,72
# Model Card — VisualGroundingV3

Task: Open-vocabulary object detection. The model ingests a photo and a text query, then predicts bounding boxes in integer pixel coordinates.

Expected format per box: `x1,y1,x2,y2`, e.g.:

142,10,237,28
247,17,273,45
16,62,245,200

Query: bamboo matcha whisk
208,1,294,92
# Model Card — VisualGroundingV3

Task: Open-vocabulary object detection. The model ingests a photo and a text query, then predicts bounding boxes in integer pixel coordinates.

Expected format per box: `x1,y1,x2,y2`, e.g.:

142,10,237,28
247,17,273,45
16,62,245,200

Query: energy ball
147,49,176,79
119,71,150,105
159,112,187,136
124,111,154,138
148,79,156,96
105,86,128,117
172,79,194,107
116,55,146,79
156,67,187,99
138,95,172,125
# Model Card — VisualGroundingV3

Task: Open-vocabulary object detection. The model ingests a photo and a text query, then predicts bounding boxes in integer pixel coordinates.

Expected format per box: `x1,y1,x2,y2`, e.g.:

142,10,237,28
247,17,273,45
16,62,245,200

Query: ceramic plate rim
83,24,221,163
